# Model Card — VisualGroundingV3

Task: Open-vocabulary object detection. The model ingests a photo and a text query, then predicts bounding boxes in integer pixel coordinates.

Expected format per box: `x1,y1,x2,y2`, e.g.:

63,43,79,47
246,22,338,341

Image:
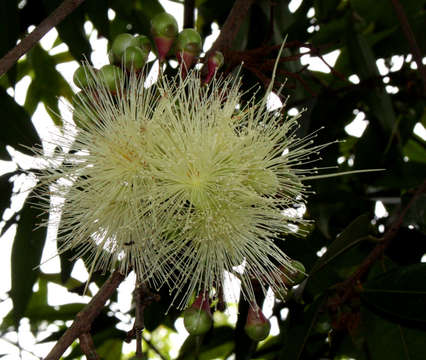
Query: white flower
39,67,331,308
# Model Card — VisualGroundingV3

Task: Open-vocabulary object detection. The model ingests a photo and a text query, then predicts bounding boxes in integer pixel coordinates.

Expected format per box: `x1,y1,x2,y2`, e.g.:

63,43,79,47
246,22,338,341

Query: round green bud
135,35,152,54
111,33,139,62
183,307,212,335
123,46,147,70
176,29,202,55
244,307,271,342
73,65,95,89
99,64,121,91
151,12,178,38
72,91,92,128
248,168,279,195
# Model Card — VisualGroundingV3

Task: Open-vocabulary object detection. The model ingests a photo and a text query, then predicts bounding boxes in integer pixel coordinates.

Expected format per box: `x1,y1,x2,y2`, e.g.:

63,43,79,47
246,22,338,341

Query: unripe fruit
244,306,271,341
99,64,121,91
183,293,212,336
176,29,202,55
135,35,152,54
151,12,178,61
123,46,147,70
73,65,95,89
111,33,139,64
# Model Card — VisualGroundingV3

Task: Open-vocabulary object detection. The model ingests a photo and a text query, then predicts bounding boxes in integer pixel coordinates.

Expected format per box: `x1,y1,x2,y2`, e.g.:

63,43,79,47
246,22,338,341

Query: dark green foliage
0,0,425,358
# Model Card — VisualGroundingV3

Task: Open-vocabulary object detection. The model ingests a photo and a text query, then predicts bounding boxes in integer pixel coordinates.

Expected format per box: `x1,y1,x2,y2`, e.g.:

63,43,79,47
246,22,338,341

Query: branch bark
44,270,125,360
390,0,426,93
183,0,195,29
204,0,255,61
336,179,426,304
0,0,85,78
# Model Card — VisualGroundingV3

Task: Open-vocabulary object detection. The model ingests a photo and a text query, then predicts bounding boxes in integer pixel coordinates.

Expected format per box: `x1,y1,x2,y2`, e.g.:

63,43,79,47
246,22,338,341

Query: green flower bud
111,33,139,63
183,293,212,335
123,46,147,70
73,65,96,89
151,12,178,38
244,306,271,341
204,51,224,84
99,64,121,91
176,29,202,55
151,13,178,61
183,307,213,335
135,34,152,54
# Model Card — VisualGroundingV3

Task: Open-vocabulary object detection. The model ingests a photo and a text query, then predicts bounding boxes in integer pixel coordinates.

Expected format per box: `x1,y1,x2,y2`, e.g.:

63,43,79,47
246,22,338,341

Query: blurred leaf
361,263,426,325
97,339,123,360
0,87,41,160
84,0,110,38
26,44,74,126
10,190,47,325
403,138,426,164
310,214,372,276
38,272,92,296
178,326,234,360
346,27,396,133
279,296,326,360
362,306,426,360
0,172,14,216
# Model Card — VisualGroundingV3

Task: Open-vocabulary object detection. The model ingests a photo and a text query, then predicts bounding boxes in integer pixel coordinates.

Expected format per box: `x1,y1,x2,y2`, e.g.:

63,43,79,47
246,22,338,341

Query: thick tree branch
44,270,125,360
336,179,426,305
0,0,85,78
390,0,426,93
204,0,255,63
183,0,195,29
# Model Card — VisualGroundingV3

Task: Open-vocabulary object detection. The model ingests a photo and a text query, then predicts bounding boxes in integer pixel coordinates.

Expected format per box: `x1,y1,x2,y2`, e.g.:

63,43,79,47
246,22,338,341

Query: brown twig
183,0,196,29
390,0,426,94
79,332,100,360
0,0,85,78
203,0,255,66
335,179,426,305
44,270,126,360
125,283,160,357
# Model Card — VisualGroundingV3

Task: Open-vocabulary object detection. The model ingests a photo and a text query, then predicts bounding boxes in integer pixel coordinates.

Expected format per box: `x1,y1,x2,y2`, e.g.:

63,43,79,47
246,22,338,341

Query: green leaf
38,272,92,296
361,263,426,325
0,87,41,160
97,339,123,360
84,0,110,38
26,44,74,126
346,25,397,133
309,214,372,276
0,172,14,216
10,190,47,325
278,296,326,360
362,307,426,360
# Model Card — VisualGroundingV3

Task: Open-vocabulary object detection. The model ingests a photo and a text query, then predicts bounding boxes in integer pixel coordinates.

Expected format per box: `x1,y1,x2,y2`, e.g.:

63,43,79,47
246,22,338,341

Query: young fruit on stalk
204,50,224,84
280,259,306,287
135,34,152,54
176,29,202,76
110,33,139,64
122,46,148,71
151,12,178,61
244,305,271,341
73,65,96,89
183,294,213,336
98,64,121,92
